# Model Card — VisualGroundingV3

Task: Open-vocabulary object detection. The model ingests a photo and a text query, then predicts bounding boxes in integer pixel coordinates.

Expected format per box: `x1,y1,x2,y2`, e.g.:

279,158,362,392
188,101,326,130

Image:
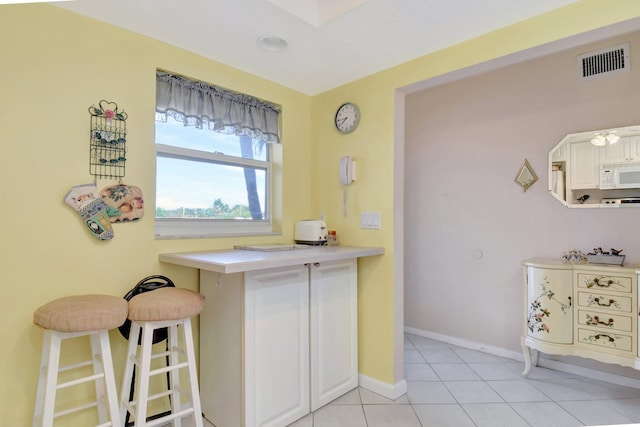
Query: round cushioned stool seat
34,294,128,332
128,287,205,321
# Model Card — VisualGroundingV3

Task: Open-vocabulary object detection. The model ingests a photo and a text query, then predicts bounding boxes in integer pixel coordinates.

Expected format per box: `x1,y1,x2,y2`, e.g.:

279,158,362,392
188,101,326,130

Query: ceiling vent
578,43,630,80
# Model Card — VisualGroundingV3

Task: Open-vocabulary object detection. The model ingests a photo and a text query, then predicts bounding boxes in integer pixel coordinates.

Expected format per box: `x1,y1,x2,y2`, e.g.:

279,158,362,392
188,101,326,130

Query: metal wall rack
89,100,128,179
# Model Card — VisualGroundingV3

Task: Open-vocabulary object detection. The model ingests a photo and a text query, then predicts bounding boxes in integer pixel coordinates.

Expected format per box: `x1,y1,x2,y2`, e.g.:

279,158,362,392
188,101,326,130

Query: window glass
156,156,266,220
156,118,267,161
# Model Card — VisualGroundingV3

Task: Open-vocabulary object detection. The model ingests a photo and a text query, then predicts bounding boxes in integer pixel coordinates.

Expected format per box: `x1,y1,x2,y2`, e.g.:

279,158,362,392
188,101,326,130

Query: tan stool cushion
128,287,205,321
34,294,128,332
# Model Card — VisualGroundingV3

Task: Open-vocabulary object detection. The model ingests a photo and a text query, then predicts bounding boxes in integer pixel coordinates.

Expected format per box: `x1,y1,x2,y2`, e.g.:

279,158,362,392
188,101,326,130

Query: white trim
392,89,406,386
155,218,276,239
404,327,523,361
358,373,407,401
404,326,640,390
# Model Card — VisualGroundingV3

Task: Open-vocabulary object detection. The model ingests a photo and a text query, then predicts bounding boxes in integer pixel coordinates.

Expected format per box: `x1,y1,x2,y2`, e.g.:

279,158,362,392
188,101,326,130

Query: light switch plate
360,212,381,229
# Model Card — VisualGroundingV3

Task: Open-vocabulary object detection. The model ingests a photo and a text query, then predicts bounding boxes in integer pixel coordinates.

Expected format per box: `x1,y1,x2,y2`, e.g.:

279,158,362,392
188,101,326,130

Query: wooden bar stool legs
32,295,127,427
120,287,205,427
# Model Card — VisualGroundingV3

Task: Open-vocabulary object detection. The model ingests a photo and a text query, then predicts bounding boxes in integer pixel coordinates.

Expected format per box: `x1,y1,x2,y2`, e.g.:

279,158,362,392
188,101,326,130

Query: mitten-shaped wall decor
100,184,144,222
64,184,121,240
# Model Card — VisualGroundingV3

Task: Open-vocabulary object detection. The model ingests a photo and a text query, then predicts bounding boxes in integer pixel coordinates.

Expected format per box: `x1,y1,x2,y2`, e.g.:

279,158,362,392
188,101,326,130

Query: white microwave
600,163,640,189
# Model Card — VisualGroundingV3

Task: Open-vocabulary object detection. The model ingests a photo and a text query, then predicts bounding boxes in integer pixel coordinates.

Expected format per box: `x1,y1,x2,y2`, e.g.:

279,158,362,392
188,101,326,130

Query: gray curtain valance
156,70,280,144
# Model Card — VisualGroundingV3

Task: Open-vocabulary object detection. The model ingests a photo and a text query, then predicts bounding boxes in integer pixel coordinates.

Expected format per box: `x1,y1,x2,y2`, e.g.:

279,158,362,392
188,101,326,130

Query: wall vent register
578,43,629,79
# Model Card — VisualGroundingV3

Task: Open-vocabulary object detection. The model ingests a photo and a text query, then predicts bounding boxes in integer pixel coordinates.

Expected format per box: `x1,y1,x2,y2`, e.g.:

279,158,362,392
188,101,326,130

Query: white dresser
522,258,640,375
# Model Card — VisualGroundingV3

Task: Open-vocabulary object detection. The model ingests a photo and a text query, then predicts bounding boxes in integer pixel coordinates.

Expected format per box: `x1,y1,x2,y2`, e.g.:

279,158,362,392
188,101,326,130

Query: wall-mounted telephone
340,156,355,216
340,156,355,185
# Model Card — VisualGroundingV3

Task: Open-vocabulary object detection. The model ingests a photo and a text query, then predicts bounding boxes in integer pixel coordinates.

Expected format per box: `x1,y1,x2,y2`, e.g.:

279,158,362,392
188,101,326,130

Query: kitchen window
154,70,281,239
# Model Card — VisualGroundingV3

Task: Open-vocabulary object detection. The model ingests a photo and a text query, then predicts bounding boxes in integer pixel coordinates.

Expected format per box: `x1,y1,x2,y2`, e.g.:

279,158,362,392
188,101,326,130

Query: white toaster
294,220,327,245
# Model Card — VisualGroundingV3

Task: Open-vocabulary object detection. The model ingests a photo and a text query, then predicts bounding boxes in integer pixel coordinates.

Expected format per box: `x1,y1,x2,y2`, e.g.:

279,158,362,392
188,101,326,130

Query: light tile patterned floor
188,333,640,426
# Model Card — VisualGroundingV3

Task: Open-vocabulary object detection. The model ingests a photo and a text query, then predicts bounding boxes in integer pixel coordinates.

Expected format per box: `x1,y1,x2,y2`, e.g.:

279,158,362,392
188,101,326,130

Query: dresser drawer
577,328,633,353
577,309,632,332
576,292,632,313
576,273,632,293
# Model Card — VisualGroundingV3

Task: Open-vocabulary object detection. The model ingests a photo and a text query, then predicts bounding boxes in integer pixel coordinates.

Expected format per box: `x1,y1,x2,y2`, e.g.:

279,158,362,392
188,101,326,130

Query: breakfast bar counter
159,245,384,274
159,245,384,427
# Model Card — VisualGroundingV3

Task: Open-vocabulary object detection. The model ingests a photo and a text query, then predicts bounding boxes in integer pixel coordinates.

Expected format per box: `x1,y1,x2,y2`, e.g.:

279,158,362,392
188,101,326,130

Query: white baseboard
404,326,523,361
404,326,640,390
358,374,407,401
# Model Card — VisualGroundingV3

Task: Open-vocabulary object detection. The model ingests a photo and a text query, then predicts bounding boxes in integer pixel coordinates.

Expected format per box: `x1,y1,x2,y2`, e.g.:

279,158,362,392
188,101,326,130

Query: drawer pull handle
586,276,617,289
593,297,616,307
594,333,615,343
585,315,614,327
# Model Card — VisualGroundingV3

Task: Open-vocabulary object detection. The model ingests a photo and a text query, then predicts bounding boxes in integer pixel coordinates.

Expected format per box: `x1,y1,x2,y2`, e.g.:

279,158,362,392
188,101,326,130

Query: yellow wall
0,4,311,425
3,0,640,425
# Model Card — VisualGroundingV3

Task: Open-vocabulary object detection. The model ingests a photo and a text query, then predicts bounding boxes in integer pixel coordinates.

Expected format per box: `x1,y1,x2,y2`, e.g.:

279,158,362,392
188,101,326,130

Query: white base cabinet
522,259,640,376
310,260,358,411
244,265,311,427
199,259,358,427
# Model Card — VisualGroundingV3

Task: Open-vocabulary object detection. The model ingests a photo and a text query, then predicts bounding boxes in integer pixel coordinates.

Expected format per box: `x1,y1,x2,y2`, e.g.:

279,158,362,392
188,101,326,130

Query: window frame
154,140,277,240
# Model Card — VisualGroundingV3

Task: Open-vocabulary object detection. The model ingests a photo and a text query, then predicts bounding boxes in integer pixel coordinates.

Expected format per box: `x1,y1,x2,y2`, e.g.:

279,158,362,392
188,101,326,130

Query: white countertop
159,245,385,274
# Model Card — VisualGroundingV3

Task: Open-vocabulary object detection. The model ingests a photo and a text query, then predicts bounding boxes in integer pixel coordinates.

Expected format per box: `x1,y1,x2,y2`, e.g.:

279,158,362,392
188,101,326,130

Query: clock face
335,103,360,134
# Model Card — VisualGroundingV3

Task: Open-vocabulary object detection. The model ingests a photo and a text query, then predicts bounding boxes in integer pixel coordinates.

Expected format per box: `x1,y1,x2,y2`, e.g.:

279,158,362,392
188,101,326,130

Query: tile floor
192,333,640,427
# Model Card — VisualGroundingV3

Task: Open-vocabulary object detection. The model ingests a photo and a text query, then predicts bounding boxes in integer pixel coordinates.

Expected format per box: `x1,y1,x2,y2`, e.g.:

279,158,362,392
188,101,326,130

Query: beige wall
404,30,640,381
3,0,640,425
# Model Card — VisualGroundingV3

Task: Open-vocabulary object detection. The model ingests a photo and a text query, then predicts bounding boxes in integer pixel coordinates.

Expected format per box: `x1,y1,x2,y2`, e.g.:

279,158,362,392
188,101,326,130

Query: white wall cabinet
522,259,640,376
600,135,640,163
569,141,600,189
199,259,358,427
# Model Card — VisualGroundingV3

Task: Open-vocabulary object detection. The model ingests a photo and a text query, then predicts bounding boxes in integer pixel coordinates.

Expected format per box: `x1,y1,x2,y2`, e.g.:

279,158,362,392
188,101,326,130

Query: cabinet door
629,136,640,161
527,267,573,344
570,141,600,189
601,136,640,163
244,265,310,427
600,137,628,163
310,259,358,411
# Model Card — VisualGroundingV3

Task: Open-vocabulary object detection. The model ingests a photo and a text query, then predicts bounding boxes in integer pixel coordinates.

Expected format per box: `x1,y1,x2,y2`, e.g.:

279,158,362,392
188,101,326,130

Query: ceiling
55,0,579,95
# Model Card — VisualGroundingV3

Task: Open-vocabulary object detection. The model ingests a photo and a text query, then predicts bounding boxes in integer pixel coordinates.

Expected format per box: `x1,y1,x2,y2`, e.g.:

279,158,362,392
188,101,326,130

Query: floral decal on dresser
528,276,572,334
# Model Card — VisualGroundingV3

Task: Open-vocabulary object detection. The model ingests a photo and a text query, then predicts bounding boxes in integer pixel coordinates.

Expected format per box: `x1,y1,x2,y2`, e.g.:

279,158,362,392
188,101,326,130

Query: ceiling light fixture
606,133,620,144
591,132,620,146
591,135,606,146
257,35,289,52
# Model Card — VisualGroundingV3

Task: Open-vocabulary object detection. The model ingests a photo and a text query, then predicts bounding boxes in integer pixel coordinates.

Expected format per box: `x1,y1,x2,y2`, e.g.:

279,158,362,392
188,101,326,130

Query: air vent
578,43,630,80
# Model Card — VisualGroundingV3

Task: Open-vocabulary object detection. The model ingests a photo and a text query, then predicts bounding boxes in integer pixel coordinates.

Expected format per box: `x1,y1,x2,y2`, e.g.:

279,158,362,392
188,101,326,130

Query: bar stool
33,294,128,427
120,287,205,427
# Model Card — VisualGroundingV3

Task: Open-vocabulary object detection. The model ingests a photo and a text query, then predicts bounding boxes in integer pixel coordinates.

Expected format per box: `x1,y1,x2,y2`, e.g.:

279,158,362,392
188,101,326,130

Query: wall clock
335,102,361,134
